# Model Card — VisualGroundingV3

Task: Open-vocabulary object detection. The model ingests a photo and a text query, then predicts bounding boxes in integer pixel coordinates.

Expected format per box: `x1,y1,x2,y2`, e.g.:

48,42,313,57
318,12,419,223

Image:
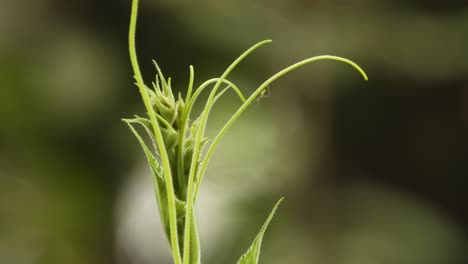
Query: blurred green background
1,0,467,263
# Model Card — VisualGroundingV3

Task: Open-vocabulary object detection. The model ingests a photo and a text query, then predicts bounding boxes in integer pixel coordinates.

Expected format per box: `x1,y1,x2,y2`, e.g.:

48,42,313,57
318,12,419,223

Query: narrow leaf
125,116,158,153
123,119,159,172
153,60,174,101
236,198,284,264
123,120,172,242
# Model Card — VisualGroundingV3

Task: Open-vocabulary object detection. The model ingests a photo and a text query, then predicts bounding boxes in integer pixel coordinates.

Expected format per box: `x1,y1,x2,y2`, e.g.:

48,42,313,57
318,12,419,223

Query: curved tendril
194,55,368,201
186,66,195,102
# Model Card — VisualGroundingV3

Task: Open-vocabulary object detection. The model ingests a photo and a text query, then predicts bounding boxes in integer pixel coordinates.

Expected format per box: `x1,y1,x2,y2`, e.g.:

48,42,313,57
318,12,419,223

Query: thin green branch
129,1,182,263
182,40,271,264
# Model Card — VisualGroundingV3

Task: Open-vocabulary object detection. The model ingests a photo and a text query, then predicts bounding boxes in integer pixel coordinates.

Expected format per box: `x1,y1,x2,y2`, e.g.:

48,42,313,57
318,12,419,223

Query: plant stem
129,1,183,263
181,40,271,264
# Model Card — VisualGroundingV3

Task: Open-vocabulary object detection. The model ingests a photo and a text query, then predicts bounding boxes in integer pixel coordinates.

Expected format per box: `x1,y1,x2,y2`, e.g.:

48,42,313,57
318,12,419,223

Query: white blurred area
115,165,262,264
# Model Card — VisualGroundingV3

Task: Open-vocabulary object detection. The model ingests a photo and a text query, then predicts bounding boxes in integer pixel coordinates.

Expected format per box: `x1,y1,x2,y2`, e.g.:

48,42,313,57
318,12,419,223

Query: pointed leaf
123,119,173,243
236,198,284,264
123,120,158,168
153,60,174,101
126,116,158,153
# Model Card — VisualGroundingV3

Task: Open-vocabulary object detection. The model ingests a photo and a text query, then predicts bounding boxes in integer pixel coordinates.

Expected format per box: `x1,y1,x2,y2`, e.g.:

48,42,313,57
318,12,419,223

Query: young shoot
124,1,368,264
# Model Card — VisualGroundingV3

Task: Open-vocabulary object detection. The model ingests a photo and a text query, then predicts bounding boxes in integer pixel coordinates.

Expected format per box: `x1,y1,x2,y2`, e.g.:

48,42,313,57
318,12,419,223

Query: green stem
175,66,196,200
129,1,182,263
182,40,271,264
157,114,177,133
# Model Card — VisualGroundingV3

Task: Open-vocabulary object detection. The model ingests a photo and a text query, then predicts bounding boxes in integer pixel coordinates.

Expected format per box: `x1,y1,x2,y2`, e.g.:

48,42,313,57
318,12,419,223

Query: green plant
123,1,368,264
